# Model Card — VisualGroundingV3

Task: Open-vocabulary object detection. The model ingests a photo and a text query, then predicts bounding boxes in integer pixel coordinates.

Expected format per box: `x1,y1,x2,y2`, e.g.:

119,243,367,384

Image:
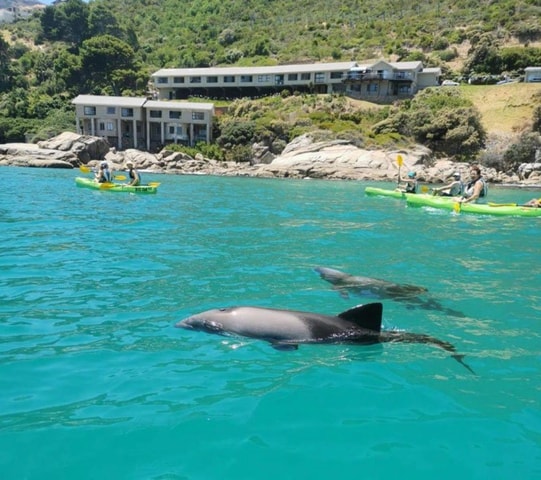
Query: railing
342,72,413,82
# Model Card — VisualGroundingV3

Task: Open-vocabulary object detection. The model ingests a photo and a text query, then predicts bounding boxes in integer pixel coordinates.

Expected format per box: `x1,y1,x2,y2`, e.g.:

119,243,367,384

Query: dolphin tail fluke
451,354,477,375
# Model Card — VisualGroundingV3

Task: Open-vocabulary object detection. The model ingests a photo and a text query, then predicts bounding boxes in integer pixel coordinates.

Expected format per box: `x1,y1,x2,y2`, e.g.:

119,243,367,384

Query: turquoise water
1,166,540,479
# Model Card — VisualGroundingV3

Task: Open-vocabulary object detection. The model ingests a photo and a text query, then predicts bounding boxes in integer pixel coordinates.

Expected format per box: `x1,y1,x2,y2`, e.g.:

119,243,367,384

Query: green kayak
75,177,158,194
406,194,541,217
365,186,410,199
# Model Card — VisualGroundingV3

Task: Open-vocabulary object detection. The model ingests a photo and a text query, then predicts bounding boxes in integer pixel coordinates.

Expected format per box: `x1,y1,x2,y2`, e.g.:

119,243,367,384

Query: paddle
396,154,403,184
453,202,461,213
148,182,160,187
421,185,430,193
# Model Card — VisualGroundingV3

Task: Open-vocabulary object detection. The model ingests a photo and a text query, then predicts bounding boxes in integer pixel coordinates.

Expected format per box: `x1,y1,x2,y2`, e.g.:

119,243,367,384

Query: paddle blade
421,185,429,193
148,182,160,187
453,202,461,213
397,154,403,167
99,182,116,189
114,175,126,181
79,165,91,173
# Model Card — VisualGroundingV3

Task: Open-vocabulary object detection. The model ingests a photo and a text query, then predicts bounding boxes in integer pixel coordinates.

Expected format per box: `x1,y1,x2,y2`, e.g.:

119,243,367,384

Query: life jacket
129,169,141,185
464,178,487,202
405,180,417,193
449,181,463,196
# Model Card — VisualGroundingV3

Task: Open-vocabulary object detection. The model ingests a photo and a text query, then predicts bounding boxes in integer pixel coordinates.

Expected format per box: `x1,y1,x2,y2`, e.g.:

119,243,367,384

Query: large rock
38,132,109,163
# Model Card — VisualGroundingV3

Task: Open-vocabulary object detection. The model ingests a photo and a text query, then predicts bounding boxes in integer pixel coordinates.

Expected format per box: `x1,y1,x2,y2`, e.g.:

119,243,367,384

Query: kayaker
459,166,487,204
397,171,418,194
433,172,463,197
95,161,112,183
126,161,141,186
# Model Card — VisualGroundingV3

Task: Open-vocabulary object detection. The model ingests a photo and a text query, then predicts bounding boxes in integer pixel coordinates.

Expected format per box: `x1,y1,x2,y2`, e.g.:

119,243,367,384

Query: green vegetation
0,0,540,162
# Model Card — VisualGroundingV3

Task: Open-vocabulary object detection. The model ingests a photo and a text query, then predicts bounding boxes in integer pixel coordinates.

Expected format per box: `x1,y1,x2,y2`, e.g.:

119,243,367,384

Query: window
207,76,218,83
83,106,96,115
330,71,342,79
275,75,284,85
121,108,134,117
314,73,325,83
192,112,204,120
169,111,181,119
367,84,378,93
99,122,105,130
190,76,202,83
106,122,114,131
288,73,298,81
257,75,271,83
240,75,253,83
106,107,116,114
156,77,168,84
398,85,410,94
173,76,184,83
149,110,162,118
301,73,311,81
223,75,235,83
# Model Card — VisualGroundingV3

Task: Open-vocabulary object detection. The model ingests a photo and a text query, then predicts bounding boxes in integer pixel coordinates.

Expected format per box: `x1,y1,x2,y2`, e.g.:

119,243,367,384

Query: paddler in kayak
125,161,141,186
459,165,488,204
433,172,463,197
95,161,112,183
397,171,418,193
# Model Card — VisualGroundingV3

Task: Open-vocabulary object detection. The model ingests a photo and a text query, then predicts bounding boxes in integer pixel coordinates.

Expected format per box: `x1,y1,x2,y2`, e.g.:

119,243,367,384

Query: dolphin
314,266,465,318
176,302,474,373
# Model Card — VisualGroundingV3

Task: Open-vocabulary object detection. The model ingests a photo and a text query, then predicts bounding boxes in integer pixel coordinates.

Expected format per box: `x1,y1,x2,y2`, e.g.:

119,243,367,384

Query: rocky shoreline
1,131,541,187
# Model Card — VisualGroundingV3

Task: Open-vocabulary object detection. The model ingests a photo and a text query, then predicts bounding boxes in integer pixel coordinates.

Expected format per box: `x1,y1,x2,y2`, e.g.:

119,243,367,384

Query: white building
72,95,214,151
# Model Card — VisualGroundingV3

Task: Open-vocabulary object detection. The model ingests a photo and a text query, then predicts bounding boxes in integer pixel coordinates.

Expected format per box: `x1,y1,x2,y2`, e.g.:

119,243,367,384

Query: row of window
156,72,344,85
83,106,205,120
97,122,191,137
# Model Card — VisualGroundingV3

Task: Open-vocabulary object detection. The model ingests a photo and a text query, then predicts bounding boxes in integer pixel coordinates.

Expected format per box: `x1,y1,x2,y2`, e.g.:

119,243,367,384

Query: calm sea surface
1,166,540,479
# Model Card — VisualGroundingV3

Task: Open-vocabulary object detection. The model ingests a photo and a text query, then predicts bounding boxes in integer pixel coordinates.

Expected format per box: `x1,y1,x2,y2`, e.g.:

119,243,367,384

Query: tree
80,35,139,94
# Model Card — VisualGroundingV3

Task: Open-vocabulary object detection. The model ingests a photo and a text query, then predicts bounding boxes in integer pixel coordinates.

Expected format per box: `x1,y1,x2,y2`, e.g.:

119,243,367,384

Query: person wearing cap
432,172,463,197
397,171,418,194
95,161,112,183
460,165,488,204
125,161,141,186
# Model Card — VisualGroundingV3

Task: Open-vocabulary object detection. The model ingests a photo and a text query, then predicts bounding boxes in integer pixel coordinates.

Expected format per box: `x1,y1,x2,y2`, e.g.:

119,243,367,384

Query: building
150,62,357,100
150,60,440,102
342,60,440,101
72,95,214,151
524,67,541,82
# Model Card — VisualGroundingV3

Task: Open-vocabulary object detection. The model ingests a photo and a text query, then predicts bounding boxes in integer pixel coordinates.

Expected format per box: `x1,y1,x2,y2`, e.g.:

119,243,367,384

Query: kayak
406,194,541,217
365,186,410,199
75,177,158,194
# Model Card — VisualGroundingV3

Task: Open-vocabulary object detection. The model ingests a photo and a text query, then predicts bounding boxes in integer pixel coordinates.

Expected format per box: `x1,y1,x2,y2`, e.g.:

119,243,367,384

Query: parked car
441,80,459,86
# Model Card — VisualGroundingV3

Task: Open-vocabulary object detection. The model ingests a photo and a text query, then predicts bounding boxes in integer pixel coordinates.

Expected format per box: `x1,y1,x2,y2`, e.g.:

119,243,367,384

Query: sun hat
453,172,461,178
407,171,416,178
126,160,134,167
101,161,108,168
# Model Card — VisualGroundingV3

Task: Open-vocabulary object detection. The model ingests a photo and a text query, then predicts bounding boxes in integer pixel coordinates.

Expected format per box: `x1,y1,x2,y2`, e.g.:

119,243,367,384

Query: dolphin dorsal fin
337,302,383,332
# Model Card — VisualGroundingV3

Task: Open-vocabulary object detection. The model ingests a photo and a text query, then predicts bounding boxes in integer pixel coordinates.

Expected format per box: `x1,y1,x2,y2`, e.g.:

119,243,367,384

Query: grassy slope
460,83,541,135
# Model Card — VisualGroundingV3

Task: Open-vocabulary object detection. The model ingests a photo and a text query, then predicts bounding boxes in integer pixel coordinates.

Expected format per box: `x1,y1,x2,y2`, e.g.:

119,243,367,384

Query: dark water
1,167,540,479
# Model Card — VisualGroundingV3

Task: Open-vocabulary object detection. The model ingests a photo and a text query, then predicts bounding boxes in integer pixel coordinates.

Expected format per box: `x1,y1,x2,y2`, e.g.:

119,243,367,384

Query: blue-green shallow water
1,166,540,479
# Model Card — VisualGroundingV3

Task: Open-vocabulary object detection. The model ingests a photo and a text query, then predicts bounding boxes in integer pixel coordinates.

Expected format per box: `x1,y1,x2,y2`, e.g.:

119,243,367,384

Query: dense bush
373,88,486,159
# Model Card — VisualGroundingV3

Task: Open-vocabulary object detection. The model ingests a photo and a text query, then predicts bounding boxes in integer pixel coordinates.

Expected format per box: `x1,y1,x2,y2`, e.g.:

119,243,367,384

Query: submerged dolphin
314,266,465,318
176,302,474,373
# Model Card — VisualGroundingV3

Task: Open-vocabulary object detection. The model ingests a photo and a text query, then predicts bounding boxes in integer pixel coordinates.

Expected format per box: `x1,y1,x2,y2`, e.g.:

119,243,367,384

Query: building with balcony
72,95,214,151
150,60,440,102
342,60,440,101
